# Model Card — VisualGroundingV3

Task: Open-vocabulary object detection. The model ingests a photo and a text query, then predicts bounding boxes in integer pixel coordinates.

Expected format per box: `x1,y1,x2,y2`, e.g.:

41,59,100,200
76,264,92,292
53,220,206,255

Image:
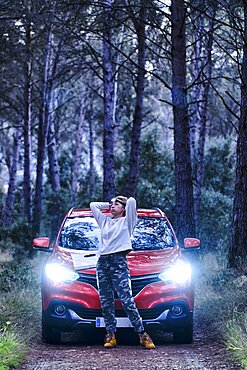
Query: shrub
0,221,32,260
196,137,235,257
225,312,247,369
0,261,39,292
195,254,247,368
0,260,41,370
203,137,235,197
199,189,233,257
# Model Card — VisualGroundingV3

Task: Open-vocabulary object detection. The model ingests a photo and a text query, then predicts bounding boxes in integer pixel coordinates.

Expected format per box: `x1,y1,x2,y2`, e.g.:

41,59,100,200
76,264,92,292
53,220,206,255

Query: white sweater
90,197,137,255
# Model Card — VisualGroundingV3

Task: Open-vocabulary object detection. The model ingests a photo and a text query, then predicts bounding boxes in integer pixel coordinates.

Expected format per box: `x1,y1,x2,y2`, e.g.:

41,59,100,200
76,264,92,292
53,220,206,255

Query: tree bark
190,12,204,167
127,0,147,197
47,89,61,240
229,3,247,269
194,3,217,234
32,30,54,238
23,22,32,224
88,82,96,198
103,0,115,200
1,128,20,227
171,0,195,243
47,103,60,193
71,87,86,205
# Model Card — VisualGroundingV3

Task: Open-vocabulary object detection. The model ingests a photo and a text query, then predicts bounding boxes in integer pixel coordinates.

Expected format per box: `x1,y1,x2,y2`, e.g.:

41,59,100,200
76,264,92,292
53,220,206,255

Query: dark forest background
0,0,247,271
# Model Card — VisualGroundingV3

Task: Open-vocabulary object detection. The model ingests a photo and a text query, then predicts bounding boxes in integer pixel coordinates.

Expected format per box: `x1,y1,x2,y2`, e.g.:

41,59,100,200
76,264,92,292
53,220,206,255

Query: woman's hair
115,195,127,208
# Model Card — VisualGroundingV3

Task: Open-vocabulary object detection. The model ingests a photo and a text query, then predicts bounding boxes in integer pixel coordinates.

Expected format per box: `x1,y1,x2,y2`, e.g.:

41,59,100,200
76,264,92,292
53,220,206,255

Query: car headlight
158,260,192,285
45,264,79,283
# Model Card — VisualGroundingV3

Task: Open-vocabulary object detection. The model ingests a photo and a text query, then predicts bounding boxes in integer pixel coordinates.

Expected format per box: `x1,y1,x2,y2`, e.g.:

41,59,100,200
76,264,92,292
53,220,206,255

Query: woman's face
110,200,125,218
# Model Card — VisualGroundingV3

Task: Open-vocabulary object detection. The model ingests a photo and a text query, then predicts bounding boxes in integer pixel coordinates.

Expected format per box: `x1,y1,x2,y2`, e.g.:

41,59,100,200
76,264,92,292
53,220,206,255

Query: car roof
68,208,165,218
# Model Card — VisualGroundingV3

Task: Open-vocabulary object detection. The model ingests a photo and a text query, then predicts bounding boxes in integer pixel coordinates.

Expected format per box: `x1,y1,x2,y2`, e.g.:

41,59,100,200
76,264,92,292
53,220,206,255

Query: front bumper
43,300,193,333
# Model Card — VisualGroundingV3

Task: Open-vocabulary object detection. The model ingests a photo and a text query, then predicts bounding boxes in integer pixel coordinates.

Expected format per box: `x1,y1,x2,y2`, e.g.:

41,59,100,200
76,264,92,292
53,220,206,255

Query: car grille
71,305,169,320
78,273,161,297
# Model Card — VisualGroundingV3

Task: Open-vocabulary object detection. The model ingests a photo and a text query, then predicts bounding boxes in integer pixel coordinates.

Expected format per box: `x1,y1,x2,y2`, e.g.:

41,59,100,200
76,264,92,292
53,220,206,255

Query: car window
58,216,176,251
132,218,176,250
58,217,100,250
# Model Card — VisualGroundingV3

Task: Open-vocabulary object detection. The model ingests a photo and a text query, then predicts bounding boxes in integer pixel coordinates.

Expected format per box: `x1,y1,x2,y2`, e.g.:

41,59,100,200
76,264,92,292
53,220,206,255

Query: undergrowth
225,313,247,368
195,252,247,369
0,323,26,370
0,260,41,370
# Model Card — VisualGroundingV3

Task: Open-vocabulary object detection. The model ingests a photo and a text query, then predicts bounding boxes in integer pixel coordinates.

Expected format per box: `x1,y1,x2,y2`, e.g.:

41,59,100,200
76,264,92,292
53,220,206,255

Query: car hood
51,246,181,276
127,247,180,276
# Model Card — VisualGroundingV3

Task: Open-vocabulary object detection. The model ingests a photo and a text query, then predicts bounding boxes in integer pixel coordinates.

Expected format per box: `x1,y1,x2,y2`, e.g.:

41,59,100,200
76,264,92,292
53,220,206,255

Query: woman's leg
96,256,117,333
110,254,144,334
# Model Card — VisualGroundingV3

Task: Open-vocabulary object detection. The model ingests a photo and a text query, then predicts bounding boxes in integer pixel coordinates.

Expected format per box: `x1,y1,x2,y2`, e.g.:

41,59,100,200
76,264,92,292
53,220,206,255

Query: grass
0,322,26,370
195,252,247,369
225,313,247,368
0,259,41,370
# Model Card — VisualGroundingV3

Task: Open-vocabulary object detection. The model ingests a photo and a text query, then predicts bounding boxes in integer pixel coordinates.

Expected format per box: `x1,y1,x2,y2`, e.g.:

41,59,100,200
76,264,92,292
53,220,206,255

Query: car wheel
173,324,193,344
42,317,61,344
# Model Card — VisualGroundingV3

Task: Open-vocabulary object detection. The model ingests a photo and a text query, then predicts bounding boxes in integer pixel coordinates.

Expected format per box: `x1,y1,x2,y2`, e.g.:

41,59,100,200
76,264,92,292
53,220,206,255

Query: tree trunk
194,3,217,234
229,3,247,269
1,129,20,227
103,0,115,200
171,0,195,244
48,118,60,192
32,30,54,238
127,0,147,197
23,22,32,224
88,89,96,199
47,89,61,240
190,12,204,167
71,87,86,205
113,24,125,143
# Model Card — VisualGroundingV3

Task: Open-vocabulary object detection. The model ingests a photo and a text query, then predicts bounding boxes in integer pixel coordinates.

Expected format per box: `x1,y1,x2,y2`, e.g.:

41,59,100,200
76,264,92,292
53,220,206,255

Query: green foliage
0,287,40,338
137,133,175,217
115,130,176,217
0,322,26,370
42,185,70,240
225,312,247,369
77,170,103,207
0,259,41,370
199,189,233,254
0,261,39,292
196,255,247,368
203,137,235,196
0,220,32,260
59,150,74,191
198,137,235,253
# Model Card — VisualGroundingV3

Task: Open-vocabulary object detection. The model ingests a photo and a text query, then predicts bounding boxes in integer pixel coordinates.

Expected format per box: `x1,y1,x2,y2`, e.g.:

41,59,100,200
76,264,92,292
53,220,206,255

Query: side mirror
33,237,52,252
184,238,200,249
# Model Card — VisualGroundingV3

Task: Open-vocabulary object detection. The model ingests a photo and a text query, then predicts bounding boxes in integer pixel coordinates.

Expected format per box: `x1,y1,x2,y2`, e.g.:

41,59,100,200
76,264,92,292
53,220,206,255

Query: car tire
42,317,61,344
173,324,193,344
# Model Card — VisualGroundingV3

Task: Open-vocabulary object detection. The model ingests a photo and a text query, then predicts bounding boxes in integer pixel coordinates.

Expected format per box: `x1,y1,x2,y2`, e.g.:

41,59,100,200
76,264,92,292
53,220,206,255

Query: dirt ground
19,317,243,370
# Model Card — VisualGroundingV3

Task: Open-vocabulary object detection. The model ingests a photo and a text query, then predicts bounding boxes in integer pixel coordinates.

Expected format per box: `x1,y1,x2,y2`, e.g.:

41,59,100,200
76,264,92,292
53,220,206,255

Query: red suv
33,207,200,344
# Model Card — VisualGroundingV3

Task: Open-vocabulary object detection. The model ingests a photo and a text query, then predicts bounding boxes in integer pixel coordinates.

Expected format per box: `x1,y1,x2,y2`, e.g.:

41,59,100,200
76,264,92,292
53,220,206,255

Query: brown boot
139,331,155,349
104,332,117,348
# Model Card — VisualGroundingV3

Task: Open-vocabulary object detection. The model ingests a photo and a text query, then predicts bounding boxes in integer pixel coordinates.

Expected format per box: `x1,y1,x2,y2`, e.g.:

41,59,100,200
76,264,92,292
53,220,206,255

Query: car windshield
58,216,176,251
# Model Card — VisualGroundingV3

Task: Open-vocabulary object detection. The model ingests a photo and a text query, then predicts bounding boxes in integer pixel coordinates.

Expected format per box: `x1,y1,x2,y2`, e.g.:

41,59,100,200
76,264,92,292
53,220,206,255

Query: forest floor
19,315,243,370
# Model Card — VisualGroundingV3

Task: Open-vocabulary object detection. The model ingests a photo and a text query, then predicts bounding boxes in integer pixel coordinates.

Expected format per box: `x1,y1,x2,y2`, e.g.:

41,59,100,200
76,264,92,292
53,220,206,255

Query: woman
90,196,155,349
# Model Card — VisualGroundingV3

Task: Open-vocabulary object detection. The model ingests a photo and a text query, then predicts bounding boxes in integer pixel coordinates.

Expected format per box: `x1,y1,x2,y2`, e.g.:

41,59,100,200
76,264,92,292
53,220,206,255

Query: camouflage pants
96,253,144,334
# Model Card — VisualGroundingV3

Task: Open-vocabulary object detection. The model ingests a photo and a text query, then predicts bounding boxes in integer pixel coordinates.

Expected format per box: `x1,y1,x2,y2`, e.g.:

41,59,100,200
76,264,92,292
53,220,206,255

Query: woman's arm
90,202,109,228
125,197,137,235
